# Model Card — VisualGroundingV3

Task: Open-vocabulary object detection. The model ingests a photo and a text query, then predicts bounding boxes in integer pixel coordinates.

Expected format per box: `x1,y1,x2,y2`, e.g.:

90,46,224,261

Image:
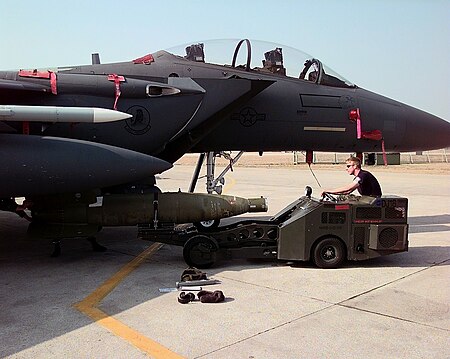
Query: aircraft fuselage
1,46,449,165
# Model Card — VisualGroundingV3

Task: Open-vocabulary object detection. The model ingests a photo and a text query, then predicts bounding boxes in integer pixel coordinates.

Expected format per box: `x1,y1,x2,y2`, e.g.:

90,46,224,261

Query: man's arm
321,181,359,196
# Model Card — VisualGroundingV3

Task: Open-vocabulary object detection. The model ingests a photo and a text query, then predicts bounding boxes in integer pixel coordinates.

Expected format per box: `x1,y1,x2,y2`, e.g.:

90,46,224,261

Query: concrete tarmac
0,162,449,358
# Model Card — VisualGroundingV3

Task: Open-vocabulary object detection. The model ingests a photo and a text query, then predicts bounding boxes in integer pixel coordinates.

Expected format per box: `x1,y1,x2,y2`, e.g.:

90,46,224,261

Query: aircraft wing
158,77,275,162
0,78,172,197
0,100,167,197
0,71,273,198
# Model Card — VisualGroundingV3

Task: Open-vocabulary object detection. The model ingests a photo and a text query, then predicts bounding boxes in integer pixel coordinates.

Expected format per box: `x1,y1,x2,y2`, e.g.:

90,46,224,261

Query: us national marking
304,126,346,132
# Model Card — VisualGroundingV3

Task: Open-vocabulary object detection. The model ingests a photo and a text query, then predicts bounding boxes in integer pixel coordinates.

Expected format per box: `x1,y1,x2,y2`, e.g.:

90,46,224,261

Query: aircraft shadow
0,217,189,358
1,213,449,357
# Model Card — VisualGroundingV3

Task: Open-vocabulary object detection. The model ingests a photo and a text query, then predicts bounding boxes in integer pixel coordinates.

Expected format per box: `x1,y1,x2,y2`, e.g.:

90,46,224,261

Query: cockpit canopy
165,39,355,88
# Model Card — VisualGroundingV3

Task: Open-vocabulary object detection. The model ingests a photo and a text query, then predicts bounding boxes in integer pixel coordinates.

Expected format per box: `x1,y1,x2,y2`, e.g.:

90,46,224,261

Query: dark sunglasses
346,164,353,168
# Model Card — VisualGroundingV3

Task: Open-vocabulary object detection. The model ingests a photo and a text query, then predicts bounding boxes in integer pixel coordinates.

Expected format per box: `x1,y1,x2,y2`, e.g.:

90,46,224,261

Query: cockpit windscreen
165,39,355,88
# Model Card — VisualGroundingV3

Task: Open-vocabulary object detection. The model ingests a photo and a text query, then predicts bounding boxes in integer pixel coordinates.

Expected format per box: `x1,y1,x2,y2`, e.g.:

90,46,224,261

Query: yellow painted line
75,243,163,308
73,242,185,359
222,175,236,194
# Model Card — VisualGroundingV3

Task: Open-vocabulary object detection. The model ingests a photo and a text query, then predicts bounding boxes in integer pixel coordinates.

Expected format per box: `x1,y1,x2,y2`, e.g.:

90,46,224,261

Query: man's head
345,156,361,175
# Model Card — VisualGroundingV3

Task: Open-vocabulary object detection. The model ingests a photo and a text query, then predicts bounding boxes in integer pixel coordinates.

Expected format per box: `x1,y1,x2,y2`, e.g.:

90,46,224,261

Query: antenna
91,53,101,65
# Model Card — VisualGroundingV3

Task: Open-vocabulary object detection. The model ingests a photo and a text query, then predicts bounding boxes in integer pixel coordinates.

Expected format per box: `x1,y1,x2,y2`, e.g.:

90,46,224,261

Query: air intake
379,227,399,248
356,207,382,219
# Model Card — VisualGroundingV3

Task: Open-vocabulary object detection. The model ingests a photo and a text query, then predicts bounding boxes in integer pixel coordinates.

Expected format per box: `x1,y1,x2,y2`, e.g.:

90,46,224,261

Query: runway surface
1,162,449,358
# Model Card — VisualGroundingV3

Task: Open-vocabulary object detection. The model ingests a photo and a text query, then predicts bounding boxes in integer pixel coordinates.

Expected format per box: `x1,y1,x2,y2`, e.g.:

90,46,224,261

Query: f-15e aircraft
1,39,449,240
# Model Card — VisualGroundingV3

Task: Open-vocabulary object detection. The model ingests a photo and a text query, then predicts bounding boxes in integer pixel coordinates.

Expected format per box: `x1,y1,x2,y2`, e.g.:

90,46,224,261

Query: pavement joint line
339,257,450,303
217,274,334,305
195,304,336,358
336,304,450,332
202,259,450,357
73,242,185,359
334,258,450,332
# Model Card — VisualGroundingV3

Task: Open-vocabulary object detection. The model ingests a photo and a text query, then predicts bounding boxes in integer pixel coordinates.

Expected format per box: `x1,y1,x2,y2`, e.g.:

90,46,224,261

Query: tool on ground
176,279,221,287
159,286,202,293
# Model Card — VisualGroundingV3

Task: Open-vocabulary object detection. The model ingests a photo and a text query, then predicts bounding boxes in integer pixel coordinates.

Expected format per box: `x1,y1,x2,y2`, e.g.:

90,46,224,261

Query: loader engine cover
277,195,408,263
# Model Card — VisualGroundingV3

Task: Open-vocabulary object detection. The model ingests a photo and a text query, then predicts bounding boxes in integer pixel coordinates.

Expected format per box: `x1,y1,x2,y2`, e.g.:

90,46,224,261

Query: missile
0,105,132,123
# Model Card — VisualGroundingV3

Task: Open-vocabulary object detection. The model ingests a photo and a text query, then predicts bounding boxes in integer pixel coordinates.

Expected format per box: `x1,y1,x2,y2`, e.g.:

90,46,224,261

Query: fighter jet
1,39,449,240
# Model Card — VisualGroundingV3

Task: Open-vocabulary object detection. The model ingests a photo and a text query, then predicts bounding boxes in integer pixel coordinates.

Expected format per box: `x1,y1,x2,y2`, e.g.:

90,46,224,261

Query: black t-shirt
355,169,382,197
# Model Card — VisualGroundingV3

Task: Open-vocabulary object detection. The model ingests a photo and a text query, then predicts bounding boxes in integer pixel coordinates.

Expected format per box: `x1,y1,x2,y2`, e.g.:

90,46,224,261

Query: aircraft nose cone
356,89,450,152
403,106,450,151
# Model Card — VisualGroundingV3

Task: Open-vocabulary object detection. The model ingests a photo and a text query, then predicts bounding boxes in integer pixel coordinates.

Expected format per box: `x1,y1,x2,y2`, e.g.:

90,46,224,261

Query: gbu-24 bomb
31,191,268,227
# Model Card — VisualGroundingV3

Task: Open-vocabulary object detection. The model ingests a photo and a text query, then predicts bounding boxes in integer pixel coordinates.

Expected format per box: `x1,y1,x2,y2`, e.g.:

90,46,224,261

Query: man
321,156,382,197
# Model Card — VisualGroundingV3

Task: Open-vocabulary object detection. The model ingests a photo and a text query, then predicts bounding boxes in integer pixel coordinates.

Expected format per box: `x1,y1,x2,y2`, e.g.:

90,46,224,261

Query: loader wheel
194,219,220,232
183,235,218,269
312,237,345,268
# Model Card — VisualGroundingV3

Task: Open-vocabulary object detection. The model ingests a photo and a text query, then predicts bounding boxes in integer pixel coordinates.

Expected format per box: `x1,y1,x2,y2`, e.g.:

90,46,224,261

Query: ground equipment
139,188,408,268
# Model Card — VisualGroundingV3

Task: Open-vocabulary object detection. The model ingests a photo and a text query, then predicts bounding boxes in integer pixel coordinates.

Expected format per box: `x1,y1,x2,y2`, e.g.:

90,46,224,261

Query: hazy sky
0,0,448,121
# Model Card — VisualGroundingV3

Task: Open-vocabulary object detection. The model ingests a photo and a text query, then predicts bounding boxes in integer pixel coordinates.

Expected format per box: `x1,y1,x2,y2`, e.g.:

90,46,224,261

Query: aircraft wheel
312,237,345,268
194,219,220,232
183,235,218,269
